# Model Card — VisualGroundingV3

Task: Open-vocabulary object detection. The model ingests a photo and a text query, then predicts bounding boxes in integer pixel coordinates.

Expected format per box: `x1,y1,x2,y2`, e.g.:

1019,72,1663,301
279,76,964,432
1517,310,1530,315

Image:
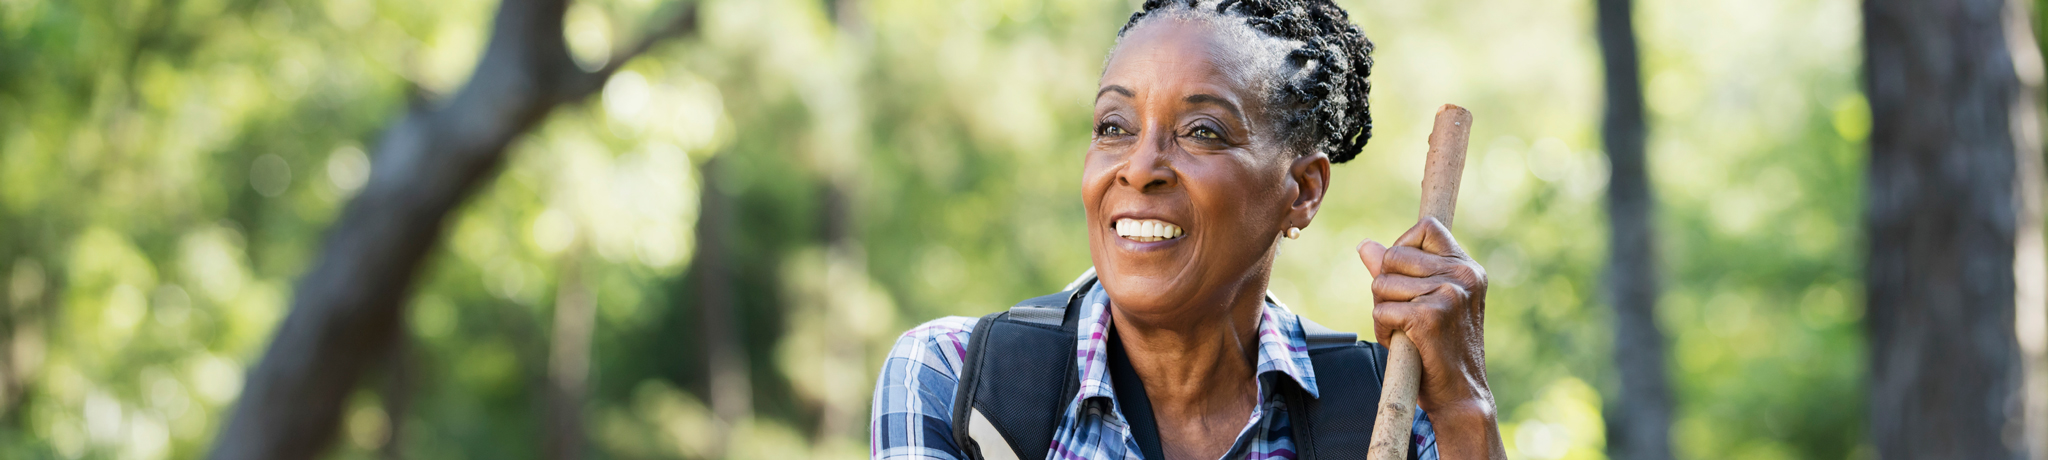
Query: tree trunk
206,0,695,457
2003,0,2048,456
694,157,751,457
1594,0,1674,459
1865,0,2028,457
380,329,411,459
817,0,869,440
545,248,594,460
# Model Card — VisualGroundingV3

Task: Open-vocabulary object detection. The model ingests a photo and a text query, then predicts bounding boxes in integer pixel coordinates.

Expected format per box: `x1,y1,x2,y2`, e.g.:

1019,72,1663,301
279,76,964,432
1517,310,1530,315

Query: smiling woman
870,1,1506,460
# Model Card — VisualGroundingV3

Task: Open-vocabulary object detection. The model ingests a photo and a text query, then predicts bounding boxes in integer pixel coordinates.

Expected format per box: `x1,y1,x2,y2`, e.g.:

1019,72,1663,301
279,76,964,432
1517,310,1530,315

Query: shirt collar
1069,275,1324,409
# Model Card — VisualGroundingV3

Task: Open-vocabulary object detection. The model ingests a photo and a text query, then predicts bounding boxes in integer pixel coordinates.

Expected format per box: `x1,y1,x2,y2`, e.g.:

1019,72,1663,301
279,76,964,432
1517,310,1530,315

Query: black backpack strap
952,277,1094,460
1300,317,1360,351
952,310,1011,460
1005,289,1071,326
1106,329,1167,460
1288,317,1400,460
956,280,1408,460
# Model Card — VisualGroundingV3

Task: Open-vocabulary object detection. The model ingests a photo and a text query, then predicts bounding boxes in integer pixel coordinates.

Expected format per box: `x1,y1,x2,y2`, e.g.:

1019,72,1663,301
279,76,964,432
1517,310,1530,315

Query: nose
1116,135,1178,192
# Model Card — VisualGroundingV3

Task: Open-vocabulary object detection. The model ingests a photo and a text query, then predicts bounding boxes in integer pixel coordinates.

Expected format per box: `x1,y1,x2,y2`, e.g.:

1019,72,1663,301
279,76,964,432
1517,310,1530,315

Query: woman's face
1085,17,1330,320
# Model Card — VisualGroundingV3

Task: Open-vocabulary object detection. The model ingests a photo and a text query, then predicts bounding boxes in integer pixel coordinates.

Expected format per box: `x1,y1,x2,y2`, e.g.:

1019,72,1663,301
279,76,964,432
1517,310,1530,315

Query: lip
1105,211,1189,251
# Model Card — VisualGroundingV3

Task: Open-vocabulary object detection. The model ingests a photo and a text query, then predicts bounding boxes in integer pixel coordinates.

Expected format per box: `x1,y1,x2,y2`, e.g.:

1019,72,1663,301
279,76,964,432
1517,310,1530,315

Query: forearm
1427,398,1508,460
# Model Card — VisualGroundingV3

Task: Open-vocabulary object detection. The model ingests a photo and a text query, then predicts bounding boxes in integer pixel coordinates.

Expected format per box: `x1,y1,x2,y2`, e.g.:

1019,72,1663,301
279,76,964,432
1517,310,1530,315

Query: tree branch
206,1,697,458
567,5,701,97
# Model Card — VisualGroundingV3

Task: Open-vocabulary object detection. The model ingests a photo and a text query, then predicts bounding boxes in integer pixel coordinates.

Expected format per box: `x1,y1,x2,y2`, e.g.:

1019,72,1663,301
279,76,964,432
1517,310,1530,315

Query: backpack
949,274,1402,460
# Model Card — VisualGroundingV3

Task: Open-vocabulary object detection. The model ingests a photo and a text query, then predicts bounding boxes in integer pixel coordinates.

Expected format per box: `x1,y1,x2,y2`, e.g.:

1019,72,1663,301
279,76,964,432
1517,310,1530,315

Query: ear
1285,152,1332,230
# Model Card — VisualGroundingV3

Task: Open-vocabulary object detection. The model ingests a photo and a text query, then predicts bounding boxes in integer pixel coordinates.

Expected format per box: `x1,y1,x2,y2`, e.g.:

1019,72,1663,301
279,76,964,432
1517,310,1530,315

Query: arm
1360,218,1508,460
870,317,979,460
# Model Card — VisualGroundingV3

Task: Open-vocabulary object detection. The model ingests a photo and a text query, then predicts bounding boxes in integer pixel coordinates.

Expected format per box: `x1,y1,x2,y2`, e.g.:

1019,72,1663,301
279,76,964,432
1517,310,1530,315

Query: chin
1093,262,1201,316
1088,229,1225,317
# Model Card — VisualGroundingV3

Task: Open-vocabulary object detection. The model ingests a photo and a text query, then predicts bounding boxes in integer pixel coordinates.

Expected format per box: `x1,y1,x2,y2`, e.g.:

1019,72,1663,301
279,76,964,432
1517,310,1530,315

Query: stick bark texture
1369,104,1471,460
207,1,696,458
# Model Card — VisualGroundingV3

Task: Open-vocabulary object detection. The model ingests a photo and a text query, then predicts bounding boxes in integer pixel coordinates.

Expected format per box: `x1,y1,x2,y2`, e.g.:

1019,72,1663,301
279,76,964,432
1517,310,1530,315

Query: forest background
0,0,2026,458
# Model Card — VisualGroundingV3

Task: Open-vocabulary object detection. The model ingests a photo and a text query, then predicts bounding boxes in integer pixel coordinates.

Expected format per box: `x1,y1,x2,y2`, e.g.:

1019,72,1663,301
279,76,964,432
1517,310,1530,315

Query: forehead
1100,16,1283,100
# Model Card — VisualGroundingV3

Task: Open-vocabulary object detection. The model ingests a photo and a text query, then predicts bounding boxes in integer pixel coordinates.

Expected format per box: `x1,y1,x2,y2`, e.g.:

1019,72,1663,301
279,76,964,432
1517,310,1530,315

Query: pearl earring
1285,227,1301,239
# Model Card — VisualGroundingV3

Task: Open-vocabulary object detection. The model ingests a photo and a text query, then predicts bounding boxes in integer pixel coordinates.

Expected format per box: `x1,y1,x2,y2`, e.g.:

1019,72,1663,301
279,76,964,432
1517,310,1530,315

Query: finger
1414,217,1467,259
1379,245,1464,278
1371,300,1429,346
1371,273,1456,303
1391,219,1429,250
1358,239,1387,278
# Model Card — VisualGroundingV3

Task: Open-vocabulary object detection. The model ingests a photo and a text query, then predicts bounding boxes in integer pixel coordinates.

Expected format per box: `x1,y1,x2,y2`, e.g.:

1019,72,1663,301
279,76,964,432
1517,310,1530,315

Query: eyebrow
1184,93,1246,124
1096,85,1134,102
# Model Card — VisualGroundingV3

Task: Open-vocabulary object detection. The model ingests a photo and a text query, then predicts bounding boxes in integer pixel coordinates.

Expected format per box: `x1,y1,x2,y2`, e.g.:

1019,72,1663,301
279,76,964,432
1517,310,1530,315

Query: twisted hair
1116,0,1375,163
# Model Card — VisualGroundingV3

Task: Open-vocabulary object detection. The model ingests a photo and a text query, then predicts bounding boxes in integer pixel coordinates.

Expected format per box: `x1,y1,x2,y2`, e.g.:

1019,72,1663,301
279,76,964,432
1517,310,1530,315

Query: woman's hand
1359,217,1507,459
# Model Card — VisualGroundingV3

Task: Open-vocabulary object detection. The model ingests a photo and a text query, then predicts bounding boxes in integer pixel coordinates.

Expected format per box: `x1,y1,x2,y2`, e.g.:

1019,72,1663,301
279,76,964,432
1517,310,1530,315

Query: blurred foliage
0,0,1889,458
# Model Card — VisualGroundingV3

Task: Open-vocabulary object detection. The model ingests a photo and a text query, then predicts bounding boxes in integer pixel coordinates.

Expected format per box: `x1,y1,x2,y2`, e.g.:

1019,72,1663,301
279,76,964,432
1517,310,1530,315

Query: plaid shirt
870,278,1439,460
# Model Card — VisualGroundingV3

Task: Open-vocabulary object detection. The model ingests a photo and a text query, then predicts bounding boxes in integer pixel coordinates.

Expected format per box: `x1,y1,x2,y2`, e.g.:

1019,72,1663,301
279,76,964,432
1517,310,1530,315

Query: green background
0,0,1949,458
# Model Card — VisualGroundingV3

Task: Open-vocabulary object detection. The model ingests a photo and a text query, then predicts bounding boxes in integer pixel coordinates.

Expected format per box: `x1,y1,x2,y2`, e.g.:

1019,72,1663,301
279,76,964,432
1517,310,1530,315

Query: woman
871,1,1506,459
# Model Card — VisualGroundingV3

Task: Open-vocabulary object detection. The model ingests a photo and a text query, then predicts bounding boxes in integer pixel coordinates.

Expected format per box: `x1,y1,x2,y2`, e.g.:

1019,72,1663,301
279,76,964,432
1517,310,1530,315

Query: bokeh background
0,0,2014,458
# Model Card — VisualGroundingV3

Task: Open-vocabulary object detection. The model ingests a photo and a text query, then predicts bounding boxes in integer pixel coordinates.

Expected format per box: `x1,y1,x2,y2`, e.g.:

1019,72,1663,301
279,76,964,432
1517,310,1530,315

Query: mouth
1113,218,1186,243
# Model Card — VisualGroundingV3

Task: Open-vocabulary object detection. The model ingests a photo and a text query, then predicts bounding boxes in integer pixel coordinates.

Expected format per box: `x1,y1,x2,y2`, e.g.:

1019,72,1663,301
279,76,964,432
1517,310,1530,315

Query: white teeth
1114,218,1184,242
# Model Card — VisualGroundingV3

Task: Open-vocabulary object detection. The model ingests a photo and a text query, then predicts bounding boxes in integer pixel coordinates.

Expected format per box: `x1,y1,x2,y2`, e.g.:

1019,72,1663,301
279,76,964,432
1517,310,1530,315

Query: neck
1108,277,1268,436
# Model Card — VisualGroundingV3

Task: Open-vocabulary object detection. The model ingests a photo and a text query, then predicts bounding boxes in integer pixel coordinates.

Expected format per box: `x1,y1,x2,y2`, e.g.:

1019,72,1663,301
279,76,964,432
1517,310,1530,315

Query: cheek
1080,150,1119,219
1186,161,1286,230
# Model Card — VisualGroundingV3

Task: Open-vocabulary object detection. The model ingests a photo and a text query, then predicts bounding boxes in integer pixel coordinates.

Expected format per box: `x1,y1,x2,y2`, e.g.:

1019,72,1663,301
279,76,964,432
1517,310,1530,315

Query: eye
1096,122,1131,137
1189,126,1222,140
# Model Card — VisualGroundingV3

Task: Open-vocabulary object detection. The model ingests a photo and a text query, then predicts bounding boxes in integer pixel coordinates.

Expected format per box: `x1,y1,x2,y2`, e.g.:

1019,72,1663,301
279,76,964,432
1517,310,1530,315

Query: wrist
1428,396,1499,425
1426,396,1509,460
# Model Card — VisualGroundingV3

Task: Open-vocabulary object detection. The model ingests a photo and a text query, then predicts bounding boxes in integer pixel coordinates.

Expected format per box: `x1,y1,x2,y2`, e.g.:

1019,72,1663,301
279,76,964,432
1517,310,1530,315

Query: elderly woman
871,1,1506,459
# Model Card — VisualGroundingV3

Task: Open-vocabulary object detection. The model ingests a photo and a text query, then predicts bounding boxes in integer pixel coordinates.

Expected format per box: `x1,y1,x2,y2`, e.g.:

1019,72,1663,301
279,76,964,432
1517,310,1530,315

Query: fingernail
1359,239,1387,276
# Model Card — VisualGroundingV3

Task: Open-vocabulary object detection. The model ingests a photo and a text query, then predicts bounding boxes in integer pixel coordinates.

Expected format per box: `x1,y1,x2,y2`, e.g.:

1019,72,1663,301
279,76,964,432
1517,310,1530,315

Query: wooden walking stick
1367,104,1473,460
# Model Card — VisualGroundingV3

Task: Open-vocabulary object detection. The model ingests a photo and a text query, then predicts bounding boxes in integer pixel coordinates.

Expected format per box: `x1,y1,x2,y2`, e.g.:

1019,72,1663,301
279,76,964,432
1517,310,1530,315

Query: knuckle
1448,283,1473,305
1433,286,1465,311
1418,283,1466,313
1454,262,1486,286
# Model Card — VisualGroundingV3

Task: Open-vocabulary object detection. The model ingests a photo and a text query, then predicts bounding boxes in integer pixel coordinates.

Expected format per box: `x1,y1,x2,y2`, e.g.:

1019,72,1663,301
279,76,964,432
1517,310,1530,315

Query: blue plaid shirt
870,276,1439,460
